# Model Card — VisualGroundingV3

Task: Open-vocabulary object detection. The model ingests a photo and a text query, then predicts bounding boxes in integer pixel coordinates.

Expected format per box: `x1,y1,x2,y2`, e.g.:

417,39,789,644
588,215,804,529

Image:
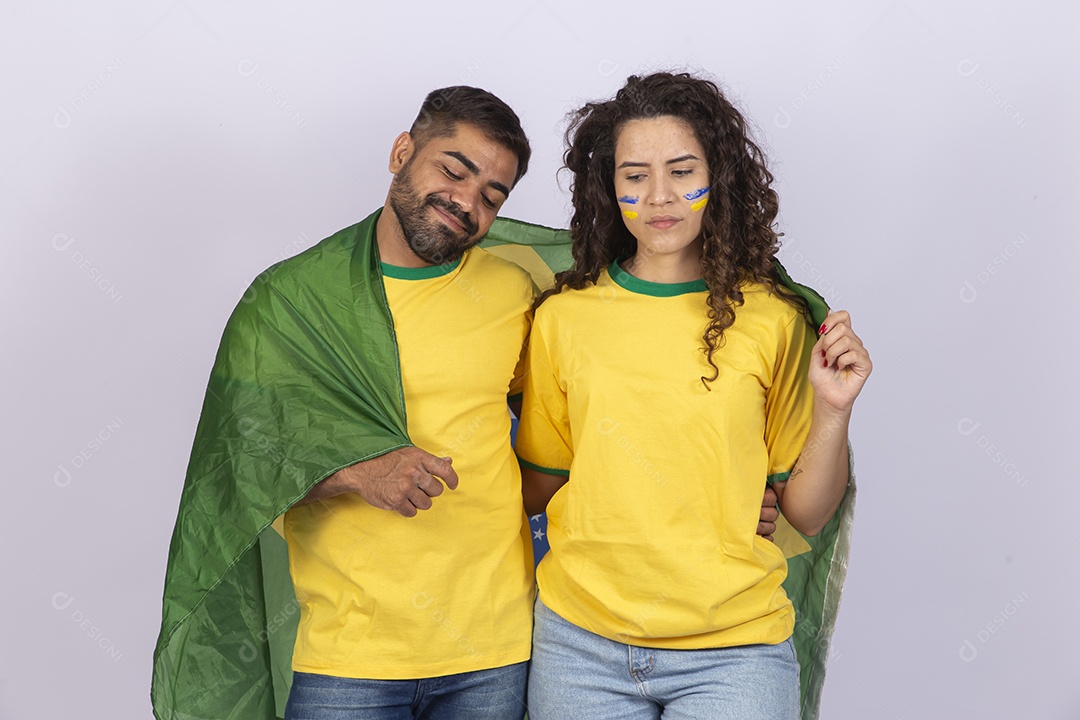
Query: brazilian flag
151,210,855,720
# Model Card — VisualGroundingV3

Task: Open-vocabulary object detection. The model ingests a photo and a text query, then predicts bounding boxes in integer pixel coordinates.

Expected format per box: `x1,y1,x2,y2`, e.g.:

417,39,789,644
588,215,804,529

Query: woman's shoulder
541,268,614,307
531,275,613,340
738,280,810,330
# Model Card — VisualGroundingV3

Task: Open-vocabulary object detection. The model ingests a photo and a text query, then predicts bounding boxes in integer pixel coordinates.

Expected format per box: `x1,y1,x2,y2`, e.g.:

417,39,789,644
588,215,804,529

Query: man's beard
388,160,481,265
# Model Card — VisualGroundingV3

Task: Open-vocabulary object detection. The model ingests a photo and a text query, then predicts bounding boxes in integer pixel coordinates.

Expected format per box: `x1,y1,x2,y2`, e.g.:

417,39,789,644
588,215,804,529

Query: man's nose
449,185,478,213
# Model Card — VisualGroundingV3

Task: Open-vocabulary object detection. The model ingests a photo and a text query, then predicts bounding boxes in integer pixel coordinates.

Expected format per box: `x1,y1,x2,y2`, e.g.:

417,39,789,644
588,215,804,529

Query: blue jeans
284,662,528,720
527,597,799,720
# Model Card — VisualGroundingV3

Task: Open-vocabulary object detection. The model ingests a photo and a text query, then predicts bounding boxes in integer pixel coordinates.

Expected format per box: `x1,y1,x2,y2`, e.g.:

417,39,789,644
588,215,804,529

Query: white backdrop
3,1,1078,718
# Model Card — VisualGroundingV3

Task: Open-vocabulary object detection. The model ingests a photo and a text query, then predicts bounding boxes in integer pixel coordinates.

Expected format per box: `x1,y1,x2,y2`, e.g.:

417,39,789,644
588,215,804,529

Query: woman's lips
646,216,680,230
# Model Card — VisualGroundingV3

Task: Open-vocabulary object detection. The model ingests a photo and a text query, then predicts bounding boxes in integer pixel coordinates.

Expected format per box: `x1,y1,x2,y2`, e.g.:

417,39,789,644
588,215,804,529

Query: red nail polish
819,323,828,334
821,349,826,358
822,358,828,367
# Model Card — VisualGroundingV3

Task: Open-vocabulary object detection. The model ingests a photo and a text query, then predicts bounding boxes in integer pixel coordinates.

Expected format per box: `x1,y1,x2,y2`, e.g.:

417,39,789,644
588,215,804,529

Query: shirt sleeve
764,312,816,484
515,307,572,476
507,305,534,402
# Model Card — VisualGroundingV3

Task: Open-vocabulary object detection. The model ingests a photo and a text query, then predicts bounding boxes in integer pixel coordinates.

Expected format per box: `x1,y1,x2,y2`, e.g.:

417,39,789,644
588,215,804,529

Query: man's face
388,123,519,265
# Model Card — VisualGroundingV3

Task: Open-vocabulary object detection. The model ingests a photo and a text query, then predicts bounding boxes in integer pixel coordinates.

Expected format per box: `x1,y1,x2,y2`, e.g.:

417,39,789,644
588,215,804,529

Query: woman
516,72,871,720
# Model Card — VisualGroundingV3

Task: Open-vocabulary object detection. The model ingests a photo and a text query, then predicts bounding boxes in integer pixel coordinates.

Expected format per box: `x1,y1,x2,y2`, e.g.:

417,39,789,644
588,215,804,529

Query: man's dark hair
409,86,531,187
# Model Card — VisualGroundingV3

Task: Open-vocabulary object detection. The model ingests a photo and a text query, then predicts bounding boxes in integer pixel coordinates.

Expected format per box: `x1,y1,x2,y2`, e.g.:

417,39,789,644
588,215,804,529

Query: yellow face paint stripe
622,210,638,219
690,197,708,212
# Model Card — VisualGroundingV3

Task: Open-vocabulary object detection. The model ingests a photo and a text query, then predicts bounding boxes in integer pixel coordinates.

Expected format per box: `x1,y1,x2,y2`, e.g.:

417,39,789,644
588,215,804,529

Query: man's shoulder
465,246,533,276
259,214,378,285
462,246,539,297
235,213,379,316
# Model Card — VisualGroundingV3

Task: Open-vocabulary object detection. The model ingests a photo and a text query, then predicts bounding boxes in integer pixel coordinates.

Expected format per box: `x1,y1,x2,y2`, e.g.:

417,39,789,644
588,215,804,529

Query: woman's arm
772,405,851,537
774,310,871,537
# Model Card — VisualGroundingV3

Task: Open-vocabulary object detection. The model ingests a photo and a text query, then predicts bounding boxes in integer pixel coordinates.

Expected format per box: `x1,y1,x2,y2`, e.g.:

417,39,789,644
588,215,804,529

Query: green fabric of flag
152,212,854,720
152,210,412,719
770,258,857,720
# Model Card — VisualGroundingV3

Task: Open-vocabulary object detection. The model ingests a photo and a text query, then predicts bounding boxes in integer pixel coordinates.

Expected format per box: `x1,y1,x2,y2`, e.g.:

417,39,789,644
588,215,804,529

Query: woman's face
612,115,710,262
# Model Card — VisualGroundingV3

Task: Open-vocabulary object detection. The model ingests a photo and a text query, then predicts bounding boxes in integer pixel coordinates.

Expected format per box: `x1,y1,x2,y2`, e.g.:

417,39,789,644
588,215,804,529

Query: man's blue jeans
285,662,528,720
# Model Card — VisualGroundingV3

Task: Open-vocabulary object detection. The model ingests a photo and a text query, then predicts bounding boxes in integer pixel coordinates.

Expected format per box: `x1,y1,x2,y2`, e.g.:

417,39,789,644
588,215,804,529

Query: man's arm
521,465,568,517
522,467,780,541
294,447,459,518
758,484,779,541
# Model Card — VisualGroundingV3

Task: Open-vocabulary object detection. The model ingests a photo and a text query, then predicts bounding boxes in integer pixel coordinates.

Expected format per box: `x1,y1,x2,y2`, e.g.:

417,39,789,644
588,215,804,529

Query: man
281,87,538,719
151,85,782,720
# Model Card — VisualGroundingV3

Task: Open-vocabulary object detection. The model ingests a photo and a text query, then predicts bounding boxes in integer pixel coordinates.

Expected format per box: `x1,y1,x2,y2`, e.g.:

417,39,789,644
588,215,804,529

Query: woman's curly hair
544,71,806,388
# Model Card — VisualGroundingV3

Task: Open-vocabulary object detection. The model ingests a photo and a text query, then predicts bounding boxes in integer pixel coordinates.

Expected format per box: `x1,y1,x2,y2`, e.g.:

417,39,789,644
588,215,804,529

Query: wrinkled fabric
770,259,857,720
151,214,854,720
152,211,411,719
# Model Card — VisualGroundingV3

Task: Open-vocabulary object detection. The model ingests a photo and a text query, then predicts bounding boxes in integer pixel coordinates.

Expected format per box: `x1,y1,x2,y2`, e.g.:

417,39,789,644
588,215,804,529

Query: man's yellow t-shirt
516,261,815,650
285,247,536,679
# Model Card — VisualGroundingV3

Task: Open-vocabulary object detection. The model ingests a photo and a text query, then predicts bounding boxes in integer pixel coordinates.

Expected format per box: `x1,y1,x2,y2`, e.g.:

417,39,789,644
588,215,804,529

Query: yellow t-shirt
285,247,536,679
516,261,815,650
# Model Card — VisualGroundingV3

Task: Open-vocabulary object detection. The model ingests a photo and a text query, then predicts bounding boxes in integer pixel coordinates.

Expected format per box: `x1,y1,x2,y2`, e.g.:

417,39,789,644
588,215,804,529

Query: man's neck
375,203,432,268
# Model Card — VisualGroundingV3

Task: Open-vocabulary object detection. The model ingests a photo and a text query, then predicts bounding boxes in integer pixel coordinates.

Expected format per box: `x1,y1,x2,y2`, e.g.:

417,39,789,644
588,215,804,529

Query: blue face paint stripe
684,187,709,201
617,195,639,204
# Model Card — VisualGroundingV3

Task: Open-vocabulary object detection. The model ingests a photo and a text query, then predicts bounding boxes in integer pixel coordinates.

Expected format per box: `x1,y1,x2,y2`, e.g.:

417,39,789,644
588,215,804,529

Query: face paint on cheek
684,187,709,212
617,195,640,219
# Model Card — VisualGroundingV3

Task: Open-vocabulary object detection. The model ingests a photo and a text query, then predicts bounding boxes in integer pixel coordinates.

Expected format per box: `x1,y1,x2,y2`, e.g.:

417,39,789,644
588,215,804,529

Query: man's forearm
292,471,351,507
289,447,458,516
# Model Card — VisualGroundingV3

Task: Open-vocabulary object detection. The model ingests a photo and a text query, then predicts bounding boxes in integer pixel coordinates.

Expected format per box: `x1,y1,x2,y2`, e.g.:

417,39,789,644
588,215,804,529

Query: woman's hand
809,310,872,414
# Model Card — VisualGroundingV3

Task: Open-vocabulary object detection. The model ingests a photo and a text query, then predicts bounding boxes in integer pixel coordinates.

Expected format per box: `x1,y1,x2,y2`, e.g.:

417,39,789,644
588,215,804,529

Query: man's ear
388,132,414,173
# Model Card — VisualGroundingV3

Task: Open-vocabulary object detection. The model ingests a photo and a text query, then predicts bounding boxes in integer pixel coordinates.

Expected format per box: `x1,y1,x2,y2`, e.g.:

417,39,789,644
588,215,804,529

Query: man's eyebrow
444,151,479,175
617,154,703,170
444,151,511,197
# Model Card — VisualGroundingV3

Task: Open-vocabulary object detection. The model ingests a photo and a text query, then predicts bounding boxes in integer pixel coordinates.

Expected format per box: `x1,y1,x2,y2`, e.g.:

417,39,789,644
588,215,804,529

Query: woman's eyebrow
617,154,702,170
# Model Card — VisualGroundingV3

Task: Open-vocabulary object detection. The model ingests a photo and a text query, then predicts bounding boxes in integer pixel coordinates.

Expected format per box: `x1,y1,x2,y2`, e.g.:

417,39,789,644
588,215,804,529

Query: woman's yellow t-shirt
516,261,815,650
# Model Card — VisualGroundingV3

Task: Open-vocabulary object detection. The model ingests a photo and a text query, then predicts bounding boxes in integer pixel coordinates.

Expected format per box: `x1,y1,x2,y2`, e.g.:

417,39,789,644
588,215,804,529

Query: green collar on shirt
381,256,462,280
608,259,708,297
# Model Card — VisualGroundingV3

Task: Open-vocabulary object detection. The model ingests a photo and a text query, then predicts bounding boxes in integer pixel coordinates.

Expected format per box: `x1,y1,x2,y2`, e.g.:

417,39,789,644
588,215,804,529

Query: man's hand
758,485,780,542
296,447,459,517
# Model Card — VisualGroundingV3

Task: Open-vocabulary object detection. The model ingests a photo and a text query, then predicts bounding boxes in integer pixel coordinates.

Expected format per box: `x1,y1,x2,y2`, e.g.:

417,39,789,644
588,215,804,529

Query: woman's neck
621,247,703,284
